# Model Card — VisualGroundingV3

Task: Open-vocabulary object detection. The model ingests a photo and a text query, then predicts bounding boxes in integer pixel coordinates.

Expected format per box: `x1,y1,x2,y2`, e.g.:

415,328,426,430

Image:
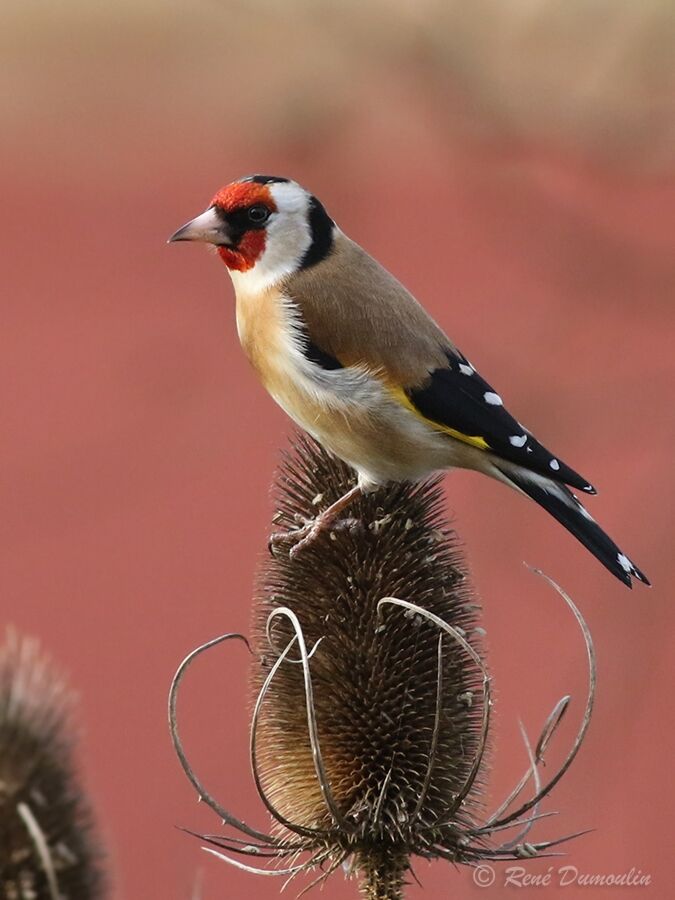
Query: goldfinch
169,175,649,588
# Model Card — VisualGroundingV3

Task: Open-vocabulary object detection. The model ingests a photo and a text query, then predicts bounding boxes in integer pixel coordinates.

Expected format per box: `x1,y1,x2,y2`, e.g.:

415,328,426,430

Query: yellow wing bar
388,386,489,451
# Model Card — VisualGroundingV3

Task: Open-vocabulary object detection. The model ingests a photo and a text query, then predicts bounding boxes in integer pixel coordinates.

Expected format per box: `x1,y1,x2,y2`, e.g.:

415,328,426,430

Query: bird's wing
403,349,596,493
284,234,594,493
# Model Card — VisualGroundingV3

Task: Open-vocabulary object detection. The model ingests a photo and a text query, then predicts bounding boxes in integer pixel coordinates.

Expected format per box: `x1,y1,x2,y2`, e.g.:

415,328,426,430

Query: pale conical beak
168,207,231,245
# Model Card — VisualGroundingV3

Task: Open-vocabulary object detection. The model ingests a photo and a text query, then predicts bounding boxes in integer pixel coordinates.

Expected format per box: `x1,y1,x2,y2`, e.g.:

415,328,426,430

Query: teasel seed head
0,630,105,899
169,437,595,897
252,438,487,881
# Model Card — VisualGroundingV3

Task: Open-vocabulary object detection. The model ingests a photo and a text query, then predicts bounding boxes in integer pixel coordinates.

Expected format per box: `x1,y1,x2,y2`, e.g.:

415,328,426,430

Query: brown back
282,233,453,387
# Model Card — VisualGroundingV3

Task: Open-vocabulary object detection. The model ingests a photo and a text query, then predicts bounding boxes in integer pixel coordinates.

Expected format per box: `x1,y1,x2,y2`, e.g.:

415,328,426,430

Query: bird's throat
217,231,266,272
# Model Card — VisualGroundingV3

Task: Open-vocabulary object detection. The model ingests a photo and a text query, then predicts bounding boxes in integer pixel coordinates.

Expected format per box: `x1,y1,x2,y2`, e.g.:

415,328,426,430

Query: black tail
497,467,650,588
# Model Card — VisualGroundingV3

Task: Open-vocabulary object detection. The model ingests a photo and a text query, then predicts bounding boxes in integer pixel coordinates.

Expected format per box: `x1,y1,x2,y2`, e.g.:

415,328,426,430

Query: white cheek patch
269,181,313,215
229,182,313,294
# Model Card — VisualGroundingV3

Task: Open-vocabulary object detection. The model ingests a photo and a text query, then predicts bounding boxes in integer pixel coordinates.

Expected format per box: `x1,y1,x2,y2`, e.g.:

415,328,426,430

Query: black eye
247,205,270,224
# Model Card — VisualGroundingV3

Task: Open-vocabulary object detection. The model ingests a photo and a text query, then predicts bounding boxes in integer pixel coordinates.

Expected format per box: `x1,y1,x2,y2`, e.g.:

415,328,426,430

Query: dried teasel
169,437,595,898
0,631,105,900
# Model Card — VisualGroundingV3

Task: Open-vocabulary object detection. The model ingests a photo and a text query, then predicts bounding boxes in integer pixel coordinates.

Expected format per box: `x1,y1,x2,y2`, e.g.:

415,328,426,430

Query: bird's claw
268,486,363,560
288,524,323,558
268,514,337,558
268,523,313,558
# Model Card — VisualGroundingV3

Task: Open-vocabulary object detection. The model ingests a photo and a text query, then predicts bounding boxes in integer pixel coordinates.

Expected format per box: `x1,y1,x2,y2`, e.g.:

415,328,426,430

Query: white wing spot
484,392,503,406
459,363,475,376
617,553,633,574
509,434,528,447
549,458,560,471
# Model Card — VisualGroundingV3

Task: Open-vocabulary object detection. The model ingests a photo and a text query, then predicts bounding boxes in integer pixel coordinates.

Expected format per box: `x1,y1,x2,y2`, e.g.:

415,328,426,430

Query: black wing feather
407,351,596,494
495,465,649,587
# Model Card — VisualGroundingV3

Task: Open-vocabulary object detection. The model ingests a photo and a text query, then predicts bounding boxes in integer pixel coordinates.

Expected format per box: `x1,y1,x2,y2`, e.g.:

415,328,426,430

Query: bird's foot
268,520,313,557
289,520,326,558
268,485,363,560
268,515,342,559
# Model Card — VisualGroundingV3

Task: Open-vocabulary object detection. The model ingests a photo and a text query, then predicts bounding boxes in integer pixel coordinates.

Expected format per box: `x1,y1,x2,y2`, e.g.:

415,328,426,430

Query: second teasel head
0,631,105,900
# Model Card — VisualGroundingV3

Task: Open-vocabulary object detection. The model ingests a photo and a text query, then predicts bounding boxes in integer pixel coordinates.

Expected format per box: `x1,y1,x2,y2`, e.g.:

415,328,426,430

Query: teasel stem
358,849,407,900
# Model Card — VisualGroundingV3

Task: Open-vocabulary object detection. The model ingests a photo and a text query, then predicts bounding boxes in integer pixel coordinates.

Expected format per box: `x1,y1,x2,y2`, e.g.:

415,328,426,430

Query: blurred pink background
2,2,674,897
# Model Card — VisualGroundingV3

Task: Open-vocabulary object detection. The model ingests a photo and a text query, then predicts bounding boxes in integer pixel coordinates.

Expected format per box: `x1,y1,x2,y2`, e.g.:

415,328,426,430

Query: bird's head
169,175,335,289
